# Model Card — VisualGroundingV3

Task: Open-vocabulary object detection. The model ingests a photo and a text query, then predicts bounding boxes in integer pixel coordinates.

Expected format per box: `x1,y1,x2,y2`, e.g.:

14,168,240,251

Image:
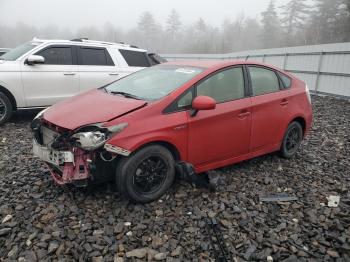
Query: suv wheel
0,92,13,125
280,121,303,159
116,145,175,203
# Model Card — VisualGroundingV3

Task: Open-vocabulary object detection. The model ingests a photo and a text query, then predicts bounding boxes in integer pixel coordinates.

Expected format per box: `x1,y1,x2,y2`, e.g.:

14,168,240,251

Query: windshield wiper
109,91,143,100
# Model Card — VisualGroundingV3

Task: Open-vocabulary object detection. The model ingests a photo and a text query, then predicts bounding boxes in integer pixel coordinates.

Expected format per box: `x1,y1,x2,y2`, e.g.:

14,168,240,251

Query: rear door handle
280,99,289,106
63,72,76,76
238,110,251,118
109,73,119,76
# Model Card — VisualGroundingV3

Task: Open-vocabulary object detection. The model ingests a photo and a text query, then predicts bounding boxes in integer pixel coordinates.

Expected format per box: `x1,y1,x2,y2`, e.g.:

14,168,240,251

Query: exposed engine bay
30,116,129,186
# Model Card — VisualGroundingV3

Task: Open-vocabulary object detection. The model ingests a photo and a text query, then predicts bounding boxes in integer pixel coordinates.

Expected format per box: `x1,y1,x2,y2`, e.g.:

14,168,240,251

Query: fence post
262,54,266,63
283,53,288,70
315,51,324,93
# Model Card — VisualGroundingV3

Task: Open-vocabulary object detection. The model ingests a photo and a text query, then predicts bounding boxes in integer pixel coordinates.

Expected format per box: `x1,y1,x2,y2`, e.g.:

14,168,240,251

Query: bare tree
1,4,350,54
280,0,309,45
166,9,182,38
261,0,282,48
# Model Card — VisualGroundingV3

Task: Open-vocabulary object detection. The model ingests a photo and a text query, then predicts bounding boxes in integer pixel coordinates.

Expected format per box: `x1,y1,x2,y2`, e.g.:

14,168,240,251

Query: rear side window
197,67,245,103
80,47,114,66
278,72,292,89
37,47,72,65
249,66,280,96
119,49,151,67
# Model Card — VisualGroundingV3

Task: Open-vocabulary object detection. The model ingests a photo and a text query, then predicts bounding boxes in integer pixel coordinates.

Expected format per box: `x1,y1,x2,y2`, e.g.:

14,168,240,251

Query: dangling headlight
72,123,128,151
72,131,106,151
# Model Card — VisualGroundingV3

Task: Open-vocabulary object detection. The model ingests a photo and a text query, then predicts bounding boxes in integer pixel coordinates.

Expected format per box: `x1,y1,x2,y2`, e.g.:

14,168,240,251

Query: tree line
0,0,349,54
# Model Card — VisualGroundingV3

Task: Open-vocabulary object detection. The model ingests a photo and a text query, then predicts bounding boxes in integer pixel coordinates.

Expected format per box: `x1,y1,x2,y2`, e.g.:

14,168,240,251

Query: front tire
280,121,303,159
116,145,175,203
0,92,13,125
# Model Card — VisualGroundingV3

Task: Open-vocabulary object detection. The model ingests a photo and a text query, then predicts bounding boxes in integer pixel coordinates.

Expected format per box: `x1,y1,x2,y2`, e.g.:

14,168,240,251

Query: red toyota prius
31,60,313,203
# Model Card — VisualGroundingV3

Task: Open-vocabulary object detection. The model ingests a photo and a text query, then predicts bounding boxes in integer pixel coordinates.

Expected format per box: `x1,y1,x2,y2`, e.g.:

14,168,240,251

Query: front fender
106,129,188,161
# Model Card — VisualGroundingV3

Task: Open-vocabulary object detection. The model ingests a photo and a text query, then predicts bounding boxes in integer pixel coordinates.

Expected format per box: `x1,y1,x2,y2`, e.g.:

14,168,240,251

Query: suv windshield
0,42,42,61
105,65,203,101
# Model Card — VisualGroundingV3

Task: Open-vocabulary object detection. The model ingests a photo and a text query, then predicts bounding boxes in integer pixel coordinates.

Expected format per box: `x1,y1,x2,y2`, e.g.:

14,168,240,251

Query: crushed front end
31,111,129,186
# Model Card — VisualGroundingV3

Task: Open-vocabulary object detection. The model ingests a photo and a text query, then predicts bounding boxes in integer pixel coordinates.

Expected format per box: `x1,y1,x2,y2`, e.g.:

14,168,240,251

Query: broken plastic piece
260,194,298,202
326,195,340,207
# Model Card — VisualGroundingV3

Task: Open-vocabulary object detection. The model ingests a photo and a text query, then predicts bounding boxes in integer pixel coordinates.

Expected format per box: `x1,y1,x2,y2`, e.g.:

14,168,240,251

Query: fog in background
0,0,349,53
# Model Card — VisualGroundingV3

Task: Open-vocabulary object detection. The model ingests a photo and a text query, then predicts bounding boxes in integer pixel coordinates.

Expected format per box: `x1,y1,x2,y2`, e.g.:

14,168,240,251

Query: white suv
0,38,162,124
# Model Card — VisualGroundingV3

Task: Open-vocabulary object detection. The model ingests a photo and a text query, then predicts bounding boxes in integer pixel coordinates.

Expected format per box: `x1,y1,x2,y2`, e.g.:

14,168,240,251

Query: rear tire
116,145,175,203
0,92,13,125
280,121,303,159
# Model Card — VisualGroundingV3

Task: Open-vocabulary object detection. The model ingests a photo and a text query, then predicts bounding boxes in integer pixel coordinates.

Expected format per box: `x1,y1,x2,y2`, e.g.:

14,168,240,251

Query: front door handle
109,73,119,76
238,110,251,118
280,99,289,106
63,73,76,76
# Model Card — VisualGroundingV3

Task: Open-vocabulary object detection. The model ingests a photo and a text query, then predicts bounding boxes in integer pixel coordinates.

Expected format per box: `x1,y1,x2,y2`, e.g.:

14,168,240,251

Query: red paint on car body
40,60,313,183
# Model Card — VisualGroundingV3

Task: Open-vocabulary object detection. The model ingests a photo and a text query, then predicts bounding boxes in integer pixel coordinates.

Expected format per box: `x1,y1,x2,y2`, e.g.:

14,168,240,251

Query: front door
187,66,252,167
21,45,79,107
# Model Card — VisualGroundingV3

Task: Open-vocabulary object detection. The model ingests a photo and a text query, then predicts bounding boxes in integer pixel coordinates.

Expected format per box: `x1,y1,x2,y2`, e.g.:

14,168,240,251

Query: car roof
163,60,284,71
30,38,147,51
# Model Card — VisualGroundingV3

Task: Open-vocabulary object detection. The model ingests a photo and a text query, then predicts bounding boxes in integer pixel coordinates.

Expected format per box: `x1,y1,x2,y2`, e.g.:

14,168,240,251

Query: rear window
249,66,280,96
80,47,114,66
278,72,292,89
119,49,151,67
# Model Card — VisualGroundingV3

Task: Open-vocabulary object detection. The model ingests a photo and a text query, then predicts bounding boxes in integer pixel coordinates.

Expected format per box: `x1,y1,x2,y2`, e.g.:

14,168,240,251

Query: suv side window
196,67,245,103
37,47,73,65
119,49,151,67
80,47,114,66
249,66,280,96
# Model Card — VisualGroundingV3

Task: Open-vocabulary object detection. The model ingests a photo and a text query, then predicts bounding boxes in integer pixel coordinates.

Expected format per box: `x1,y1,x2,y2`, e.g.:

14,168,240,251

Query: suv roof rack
71,38,89,42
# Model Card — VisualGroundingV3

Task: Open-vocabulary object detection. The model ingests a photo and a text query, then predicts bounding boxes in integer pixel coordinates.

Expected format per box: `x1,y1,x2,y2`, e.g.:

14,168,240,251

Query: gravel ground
0,95,349,262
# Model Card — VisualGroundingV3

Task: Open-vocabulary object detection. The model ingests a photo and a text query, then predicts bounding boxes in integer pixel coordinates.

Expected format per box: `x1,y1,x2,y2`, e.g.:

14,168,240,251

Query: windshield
0,42,42,61
105,65,204,100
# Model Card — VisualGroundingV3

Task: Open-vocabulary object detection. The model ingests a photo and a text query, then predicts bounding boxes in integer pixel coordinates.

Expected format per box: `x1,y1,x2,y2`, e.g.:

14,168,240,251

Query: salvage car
31,60,313,203
0,38,164,124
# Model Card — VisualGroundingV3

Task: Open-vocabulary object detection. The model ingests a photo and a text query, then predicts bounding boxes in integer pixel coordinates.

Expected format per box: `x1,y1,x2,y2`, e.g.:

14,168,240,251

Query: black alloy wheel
116,145,175,203
280,121,303,159
133,156,168,195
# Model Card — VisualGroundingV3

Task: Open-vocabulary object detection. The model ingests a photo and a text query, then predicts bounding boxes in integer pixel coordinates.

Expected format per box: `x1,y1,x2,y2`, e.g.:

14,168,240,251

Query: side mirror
26,55,45,65
191,96,216,116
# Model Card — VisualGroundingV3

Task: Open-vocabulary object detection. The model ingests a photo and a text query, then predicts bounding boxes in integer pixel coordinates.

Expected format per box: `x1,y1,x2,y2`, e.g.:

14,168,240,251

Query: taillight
305,85,312,104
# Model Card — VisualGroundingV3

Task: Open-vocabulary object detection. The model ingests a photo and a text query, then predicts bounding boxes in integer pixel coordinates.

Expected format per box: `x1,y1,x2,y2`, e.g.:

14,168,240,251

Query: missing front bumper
33,140,74,166
33,140,92,185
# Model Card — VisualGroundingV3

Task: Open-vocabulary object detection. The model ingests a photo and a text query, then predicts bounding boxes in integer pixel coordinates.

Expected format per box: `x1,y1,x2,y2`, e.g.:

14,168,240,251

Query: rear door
248,65,292,151
78,46,119,92
187,66,252,167
21,45,79,107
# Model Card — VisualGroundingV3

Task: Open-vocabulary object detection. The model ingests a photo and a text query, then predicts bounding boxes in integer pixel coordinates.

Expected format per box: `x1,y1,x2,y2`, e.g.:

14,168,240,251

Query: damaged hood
43,89,147,130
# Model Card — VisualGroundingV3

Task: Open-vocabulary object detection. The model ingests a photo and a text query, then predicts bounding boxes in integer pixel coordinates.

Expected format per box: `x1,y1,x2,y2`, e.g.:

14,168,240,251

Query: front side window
105,65,203,101
80,47,114,66
37,47,72,65
1,42,42,61
197,67,245,103
119,49,151,67
177,90,193,108
249,66,280,96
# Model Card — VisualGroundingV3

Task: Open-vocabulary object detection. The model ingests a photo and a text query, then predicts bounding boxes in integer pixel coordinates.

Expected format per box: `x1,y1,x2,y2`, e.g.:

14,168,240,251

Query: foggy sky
0,0,290,30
